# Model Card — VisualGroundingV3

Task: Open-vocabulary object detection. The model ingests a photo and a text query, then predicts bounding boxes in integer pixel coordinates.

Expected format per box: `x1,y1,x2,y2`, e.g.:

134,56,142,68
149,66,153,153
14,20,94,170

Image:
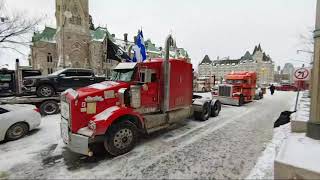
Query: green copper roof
91,27,111,42
145,39,160,52
32,27,56,43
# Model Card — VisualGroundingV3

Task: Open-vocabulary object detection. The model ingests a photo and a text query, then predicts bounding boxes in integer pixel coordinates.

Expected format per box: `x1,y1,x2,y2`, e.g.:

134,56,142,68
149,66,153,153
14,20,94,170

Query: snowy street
0,92,296,179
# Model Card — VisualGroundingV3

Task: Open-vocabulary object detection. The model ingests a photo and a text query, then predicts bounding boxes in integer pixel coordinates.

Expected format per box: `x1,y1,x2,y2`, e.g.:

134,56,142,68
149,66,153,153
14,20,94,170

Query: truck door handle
90,78,94,81
74,78,80,81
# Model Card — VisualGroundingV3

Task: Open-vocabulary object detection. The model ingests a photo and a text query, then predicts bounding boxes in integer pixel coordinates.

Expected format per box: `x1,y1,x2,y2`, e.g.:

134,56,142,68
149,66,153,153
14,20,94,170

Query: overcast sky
0,0,317,69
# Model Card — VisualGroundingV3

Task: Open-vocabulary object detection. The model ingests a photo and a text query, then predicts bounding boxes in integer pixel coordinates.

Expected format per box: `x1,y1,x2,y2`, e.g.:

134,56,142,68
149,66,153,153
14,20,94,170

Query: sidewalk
274,91,320,179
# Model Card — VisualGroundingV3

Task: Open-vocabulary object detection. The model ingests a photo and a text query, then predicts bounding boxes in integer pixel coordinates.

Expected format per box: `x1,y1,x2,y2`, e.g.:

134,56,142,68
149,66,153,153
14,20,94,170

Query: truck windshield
111,69,134,82
226,80,247,84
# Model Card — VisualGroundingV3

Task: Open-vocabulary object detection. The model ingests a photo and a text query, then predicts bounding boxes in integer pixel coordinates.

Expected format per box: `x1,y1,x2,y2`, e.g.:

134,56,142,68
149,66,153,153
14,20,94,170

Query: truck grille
219,85,232,97
60,95,71,128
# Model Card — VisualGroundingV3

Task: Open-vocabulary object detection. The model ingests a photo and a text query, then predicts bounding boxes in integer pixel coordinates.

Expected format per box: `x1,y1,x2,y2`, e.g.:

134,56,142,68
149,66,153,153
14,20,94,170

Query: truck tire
5,122,29,141
39,100,59,115
37,85,55,97
194,102,211,121
104,121,138,156
211,101,221,117
239,95,245,106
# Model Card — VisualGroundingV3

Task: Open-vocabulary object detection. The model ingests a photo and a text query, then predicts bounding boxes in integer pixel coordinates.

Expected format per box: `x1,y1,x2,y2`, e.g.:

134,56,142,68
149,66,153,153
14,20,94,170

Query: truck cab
60,58,201,156
215,71,257,106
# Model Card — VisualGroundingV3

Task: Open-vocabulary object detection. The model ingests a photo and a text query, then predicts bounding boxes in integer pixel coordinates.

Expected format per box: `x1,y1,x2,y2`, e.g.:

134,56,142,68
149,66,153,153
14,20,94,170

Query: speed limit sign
293,67,311,81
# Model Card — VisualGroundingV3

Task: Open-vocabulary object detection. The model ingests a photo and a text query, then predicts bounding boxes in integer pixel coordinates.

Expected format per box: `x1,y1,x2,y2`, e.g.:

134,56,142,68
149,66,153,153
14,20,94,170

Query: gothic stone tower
55,0,91,68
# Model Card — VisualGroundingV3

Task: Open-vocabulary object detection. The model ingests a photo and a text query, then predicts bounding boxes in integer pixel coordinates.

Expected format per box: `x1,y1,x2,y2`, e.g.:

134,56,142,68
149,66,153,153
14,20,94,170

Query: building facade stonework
198,44,275,85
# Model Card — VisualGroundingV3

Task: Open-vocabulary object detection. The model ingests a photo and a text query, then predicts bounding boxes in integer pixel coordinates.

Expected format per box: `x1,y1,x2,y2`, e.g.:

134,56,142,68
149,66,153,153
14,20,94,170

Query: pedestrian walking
270,84,275,95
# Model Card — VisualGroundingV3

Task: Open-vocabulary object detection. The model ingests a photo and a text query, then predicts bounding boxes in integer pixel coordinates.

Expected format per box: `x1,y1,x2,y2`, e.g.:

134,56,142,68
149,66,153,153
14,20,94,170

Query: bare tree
0,0,42,55
299,28,315,52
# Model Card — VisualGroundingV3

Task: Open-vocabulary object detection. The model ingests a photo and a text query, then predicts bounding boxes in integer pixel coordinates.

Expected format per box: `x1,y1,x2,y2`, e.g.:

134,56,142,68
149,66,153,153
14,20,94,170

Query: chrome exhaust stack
162,35,176,113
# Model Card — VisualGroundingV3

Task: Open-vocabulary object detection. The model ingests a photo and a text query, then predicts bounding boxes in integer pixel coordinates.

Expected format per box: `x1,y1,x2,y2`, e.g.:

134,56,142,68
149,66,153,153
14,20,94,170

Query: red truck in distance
60,35,222,157
215,71,257,106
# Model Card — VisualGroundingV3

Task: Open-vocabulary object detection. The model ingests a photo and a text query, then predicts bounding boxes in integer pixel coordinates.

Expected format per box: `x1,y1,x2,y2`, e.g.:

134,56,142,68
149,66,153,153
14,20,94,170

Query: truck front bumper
65,133,93,156
215,96,240,106
61,121,93,156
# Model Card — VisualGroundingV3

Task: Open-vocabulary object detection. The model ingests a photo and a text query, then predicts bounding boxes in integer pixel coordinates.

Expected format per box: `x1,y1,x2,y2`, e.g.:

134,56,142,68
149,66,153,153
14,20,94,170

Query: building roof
241,51,253,60
90,27,110,42
253,44,263,55
32,26,56,43
31,26,190,59
200,55,212,64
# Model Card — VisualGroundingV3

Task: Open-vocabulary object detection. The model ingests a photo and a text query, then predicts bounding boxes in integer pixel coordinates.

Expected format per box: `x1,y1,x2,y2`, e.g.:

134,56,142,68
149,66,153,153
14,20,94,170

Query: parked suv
23,68,106,97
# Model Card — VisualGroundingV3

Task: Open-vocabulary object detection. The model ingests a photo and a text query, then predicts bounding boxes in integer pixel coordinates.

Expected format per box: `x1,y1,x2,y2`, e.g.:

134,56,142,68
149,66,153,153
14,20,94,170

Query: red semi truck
215,71,257,106
60,36,221,157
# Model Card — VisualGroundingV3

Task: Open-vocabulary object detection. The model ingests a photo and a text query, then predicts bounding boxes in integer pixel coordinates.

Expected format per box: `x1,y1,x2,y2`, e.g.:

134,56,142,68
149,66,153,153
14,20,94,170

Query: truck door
139,68,159,112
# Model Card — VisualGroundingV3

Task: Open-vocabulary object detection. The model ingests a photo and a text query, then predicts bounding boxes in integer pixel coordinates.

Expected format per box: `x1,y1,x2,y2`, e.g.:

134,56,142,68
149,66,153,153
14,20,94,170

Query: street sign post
293,67,311,111
293,67,311,81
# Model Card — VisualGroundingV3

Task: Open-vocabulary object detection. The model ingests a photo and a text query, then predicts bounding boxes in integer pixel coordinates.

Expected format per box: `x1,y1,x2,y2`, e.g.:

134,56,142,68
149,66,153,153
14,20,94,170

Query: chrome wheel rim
114,128,133,149
44,103,57,114
11,126,24,138
41,87,52,96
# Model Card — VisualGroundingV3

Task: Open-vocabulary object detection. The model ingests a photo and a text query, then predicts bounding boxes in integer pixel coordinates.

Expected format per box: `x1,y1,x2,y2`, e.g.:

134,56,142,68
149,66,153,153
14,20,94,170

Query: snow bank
246,124,291,179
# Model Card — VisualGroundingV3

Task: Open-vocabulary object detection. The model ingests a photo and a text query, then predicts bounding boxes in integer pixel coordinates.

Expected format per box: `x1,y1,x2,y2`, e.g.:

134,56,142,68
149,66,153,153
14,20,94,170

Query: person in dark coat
270,84,275,95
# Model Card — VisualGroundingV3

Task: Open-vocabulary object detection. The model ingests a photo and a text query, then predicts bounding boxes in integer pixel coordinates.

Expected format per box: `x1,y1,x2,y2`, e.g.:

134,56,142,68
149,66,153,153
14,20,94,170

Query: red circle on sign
294,68,309,80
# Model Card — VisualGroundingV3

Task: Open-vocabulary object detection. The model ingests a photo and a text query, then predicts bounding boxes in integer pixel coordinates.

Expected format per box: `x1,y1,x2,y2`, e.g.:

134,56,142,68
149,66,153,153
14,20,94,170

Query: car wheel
104,121,138,156
40,100,59,115
5,122,29,141
211,101,221,117
239,95,245,106
37,85,55,97
194,102,211,121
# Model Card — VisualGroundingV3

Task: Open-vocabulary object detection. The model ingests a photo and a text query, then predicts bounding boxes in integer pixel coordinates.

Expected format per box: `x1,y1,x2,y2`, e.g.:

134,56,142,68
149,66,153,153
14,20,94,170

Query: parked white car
0,104,41,142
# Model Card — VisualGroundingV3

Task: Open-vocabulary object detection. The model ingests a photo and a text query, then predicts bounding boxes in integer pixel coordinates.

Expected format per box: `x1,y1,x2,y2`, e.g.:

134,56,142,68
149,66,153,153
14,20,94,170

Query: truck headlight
88,121,96,131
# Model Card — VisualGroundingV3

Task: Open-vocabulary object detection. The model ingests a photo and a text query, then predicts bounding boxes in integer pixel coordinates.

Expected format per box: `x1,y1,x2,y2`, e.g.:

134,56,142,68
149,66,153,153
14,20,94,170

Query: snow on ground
0,114,62,175
245,123,291,179
246,91,306,180
0,91,297,179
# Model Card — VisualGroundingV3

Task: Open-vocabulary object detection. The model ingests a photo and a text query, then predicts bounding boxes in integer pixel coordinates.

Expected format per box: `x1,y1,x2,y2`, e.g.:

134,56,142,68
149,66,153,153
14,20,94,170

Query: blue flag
132,30,147,62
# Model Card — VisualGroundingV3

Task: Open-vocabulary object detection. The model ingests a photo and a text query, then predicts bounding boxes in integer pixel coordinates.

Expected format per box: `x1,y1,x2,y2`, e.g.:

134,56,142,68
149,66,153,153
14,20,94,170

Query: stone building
198,44,275,85
282,63,295,84
30,0,190,76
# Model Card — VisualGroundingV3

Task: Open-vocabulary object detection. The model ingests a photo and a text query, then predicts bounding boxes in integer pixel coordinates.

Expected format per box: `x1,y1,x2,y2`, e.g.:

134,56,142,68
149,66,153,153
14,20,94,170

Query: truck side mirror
59,74,66,78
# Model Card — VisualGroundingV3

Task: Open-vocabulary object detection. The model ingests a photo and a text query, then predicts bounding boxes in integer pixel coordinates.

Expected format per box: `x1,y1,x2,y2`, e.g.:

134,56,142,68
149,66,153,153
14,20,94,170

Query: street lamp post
307,0,320,140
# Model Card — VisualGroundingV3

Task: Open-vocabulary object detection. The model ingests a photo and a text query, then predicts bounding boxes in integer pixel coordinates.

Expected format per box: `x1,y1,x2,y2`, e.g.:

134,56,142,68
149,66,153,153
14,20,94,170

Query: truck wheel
194,102,211,121
5,122,29,141
239,95,245,106
39,100,59,115
37,85,55,97
211,101,221,117
104,121,137,156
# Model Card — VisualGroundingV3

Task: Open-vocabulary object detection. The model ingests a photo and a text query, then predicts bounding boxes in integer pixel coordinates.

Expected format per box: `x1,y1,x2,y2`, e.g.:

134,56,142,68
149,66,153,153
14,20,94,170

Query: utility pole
307,0,320,140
